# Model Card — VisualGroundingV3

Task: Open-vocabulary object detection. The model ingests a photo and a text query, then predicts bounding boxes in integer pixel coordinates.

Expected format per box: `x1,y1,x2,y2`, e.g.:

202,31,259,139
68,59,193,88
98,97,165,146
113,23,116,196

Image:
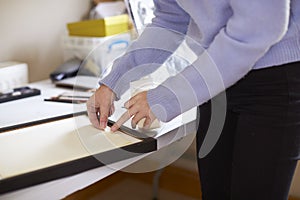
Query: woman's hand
111,91,156,132
86,85,116,130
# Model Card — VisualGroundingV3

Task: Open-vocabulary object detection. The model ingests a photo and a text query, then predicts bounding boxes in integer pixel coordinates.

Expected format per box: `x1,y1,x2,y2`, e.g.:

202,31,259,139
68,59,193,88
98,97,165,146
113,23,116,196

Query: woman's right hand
86,85,116,130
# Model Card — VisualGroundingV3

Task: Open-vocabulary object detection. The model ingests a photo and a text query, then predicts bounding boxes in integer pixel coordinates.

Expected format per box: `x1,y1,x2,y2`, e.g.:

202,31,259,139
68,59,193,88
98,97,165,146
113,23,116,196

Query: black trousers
197,61,300,200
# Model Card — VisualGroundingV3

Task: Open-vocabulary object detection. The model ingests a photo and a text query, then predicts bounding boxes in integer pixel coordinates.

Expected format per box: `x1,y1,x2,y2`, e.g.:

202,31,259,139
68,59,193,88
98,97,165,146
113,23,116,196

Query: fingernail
111,126,117,132
131,123,136,129
100,122,106,129
144,124,150,129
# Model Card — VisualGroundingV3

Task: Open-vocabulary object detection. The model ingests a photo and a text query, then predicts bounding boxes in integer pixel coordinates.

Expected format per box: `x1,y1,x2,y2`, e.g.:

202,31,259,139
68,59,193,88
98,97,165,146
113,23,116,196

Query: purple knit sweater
101,0,300,122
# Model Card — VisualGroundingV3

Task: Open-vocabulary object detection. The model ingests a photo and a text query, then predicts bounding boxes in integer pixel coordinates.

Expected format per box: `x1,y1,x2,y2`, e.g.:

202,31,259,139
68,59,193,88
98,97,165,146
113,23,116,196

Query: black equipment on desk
50,57,102,83
0,87,41,103
50,57,82,82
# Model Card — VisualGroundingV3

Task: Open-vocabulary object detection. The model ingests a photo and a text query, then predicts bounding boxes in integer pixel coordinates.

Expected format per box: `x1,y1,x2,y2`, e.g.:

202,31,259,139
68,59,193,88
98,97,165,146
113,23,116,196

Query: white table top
0,79,197,200
0,80,86,131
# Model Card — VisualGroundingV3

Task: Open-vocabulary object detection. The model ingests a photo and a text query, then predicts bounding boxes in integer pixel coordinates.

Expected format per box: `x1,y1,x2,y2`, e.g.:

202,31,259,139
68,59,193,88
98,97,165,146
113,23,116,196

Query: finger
109,104,115,116
88,111,101,129
124,98,137,109
111,104,115,114
131,112,146,129
99,104,110,129
143,117,152,129
86,99,100,129
111,109,134,132
86,96,98,112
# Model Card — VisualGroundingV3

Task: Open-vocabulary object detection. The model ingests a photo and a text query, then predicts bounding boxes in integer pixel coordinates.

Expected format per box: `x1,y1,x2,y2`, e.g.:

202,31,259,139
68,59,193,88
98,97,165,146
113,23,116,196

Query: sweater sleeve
148,0,290,122
100,0,190,99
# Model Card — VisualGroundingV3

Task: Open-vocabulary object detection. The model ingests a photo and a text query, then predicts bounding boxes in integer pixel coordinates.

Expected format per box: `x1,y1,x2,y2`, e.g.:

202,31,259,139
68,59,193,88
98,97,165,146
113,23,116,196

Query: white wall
0,0,91,82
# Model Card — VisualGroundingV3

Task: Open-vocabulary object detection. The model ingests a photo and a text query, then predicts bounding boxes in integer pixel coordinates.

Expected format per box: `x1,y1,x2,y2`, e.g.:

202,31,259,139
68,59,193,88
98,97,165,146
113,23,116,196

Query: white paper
0,115,140,179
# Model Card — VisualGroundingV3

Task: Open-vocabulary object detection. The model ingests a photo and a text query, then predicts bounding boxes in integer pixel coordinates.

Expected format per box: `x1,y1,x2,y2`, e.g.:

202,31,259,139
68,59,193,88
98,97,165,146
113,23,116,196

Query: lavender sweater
101,0,300,122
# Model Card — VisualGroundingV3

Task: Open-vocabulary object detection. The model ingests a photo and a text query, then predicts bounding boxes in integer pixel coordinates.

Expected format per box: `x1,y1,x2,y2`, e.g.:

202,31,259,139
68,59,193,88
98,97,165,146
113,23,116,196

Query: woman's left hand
111,91,156,132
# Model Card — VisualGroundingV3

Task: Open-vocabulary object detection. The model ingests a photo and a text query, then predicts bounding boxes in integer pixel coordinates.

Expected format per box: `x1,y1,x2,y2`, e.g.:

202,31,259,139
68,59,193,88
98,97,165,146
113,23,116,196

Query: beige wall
0,0,91,82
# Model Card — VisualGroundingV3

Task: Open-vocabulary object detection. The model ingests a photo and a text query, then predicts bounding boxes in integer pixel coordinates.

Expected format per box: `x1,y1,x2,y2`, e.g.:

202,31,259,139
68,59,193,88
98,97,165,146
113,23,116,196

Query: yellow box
67,14,129,37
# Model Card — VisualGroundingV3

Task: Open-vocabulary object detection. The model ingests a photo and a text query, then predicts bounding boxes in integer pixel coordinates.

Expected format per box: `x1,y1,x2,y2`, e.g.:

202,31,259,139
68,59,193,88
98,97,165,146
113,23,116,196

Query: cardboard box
67,14,129,37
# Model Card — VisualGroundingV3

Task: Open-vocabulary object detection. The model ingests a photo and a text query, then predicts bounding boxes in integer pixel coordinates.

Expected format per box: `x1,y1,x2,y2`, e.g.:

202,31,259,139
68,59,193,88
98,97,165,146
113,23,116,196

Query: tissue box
67,14,129,37
0,62,28,93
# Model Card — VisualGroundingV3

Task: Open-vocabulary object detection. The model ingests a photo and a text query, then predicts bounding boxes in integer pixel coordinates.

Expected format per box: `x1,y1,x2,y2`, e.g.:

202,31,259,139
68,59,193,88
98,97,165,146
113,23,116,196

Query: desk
0,80,86,131
0,80,197,200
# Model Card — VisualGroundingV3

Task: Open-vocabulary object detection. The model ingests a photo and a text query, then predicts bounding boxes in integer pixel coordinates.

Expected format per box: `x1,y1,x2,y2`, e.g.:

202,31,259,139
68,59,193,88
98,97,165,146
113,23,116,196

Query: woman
87,0,300,199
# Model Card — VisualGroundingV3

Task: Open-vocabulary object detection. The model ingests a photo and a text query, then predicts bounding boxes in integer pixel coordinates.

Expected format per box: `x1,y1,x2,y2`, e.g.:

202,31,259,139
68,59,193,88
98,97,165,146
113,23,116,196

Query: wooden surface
64,164,201,200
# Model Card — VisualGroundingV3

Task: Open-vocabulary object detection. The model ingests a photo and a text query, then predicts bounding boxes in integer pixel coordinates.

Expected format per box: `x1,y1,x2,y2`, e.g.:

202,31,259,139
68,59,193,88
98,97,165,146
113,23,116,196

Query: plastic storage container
62,33,131,73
